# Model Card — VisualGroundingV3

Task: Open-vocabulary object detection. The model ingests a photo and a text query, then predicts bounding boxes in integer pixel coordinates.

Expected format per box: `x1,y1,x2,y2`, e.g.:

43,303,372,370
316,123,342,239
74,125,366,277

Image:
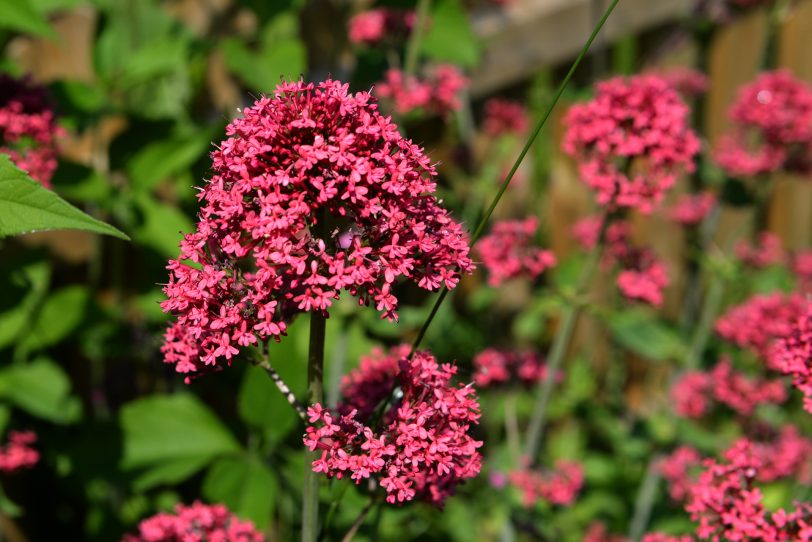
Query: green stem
523,220,607,461
403,0,431,76
684,272,725,370
409,0,620,355
628,456,662,542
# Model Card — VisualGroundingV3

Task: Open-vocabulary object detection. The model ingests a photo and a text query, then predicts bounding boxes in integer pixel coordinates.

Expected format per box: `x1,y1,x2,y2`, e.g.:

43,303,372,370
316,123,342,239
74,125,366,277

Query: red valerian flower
770,302,812,412
659,446,702,503
376,65,468,117
509,460,584,507
304,348,482,506
715,70,812,177
0,74,61,187
347,8,415,46
562,75,700,213
616,259,670,306
160,80,474,377
475,217,556,286
482,98,529,137
472,348,548,388
121,501,264,542
668,192,716,226
735,232,785,269
0,431,39,473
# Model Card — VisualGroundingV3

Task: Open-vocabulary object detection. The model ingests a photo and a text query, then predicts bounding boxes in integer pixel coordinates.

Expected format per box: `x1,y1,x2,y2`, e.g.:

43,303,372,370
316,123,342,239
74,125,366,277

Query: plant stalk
403,0,432,76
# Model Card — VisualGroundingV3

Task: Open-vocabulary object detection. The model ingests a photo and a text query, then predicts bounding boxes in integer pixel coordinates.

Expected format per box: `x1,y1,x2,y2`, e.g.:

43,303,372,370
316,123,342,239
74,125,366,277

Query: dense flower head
715,292,806,359
304,348,482,505
671,358,786,419
472,348,547,387
660,446,702,502
509,460,584,507
562,75,700,213
160,79,473,377
735,232,785,269
0,431,39,473
715,70,812,177
475,217,556,286
121,501,264,542
482,98,529,137
376,65,468,117
770,302,812,412
669,192,716,226
616,259,670,306
347,8,415,46
339,344,409,420
0,74,61,187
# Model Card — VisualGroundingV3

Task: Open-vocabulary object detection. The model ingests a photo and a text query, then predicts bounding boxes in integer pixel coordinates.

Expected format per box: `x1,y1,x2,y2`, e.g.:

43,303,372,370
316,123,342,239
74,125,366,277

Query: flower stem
627,455,663,541
409,0,619,355
403,0,432,76
302,309,326,542
253,355,307,421
340,496,378,542
523,220,607,461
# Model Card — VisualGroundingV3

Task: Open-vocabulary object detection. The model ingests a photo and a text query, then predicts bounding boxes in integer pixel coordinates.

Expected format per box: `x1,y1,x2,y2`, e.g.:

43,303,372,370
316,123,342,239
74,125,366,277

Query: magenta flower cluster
472,348,547,388
0,431,38,473
715,70,812,177
376,65,468,117
509,460,584,507
121,501,264,542
304,348,482,505
562,75,700,213
482,98,530,137
347,8,415,46
160,80,473,377
475,217,556,286
770,302,812,412
668,192,716,226
0,74,61,187
736,232,784,269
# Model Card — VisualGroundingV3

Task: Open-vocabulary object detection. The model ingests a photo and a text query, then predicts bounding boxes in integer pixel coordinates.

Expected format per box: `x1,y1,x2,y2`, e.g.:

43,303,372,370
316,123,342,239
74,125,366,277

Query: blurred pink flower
668,192,716,226
376,65,468,117
482,98,529,137
121,501,264,542
475,217,556,286
735,232,785,268
347,8,414,46
0,431,38,473
509,460,584,507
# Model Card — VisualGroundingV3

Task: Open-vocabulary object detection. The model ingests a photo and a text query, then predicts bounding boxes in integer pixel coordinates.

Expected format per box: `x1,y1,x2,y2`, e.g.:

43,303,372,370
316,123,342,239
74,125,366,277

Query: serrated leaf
0,0,56,38
202,456,277,529
420,0,480,67
0,155,128,240
120,394,239,469
0,358,81,423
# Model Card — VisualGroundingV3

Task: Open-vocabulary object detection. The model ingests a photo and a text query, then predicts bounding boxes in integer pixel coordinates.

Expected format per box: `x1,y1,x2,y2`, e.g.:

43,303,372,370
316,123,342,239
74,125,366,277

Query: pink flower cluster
715,292,806,358
659,446,701,502
304,348,482,505
376,65,468,117
661,68,709,98
509,460,584,507
472,348,547,387
347,8,415,46
715,70,812,177
121,501,264,542
686,439,812,541
160,80,473,377
770,303,812,412
0,431,39,473
482,98,529,137
669,192,716,226
671,358,786,419
735,232,785,269
475,217,556,286
792,250,812,291
338,344,408,420
583,523,692,542
617,260,670,306
0,74,61,187
562,75,700,213
749,425,812,483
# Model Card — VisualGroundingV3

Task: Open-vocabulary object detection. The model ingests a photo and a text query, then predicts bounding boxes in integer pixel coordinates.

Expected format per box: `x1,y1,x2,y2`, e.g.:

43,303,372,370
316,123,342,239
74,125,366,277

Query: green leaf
18,286,89,351
0,0,55,38
0,155,129,240
607,309,685,361
0,358,82,423
128,132,212,193
120,394,239,469
133,455,213,492
0,262,50,350
420,0,480,67
132,194,193,258
222,38,305,92
202,456,277,529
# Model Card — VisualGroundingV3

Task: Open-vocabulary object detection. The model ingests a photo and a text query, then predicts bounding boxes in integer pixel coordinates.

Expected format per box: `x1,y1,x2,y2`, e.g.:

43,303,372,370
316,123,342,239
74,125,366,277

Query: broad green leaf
18,286,89,351
128,133,212,193
132,194,193,259
221,38,305,93
120,393,239,469
0,0,55,38
0,358,81,423
202,456,277,529
607,309,685,361
0,155,128,240
119,38,189,88
420,0,480,67
0,262,50,350
133,455,213,492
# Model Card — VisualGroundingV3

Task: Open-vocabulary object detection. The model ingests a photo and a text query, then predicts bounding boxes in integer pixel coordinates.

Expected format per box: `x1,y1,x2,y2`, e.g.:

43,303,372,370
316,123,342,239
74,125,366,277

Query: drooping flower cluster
160,80,474,377
0,431,39,473
715,70,812,178
347,8,415,46
376,65,468,117
472,348,547,388
671,358,786,419
669,192,716,226
686,439,812,541
304,348,482,505
715,292,806,359
735,232,785,269
770,302,812,412
475,217,556,286
121,502,264,542
509,460,584,507
0,74,61,187
482,98,529,137
659,446,702,502
562,75,700,213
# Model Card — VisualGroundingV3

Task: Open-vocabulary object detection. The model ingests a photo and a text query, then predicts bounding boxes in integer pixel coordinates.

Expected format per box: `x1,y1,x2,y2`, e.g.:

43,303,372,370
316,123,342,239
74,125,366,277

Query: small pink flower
347,8,415,46
669,192,716,226
482,98,529,137
770,302,812,412
735,232,785,268
472,348,549,388
475,217,556,286
376,65,468,117
121,501,264,541
716,292,806,359
659,446,701,502
616,259,669,306
0,431,38,473
509,460,584,507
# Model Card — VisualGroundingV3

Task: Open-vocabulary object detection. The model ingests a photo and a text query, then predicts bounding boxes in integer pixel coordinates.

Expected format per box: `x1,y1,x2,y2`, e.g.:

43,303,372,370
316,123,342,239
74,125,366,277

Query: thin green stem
628,455,662,541
523,220,607,461
340,496,378,542
403,0,431,76
684,273,725,370
409,0,620,355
